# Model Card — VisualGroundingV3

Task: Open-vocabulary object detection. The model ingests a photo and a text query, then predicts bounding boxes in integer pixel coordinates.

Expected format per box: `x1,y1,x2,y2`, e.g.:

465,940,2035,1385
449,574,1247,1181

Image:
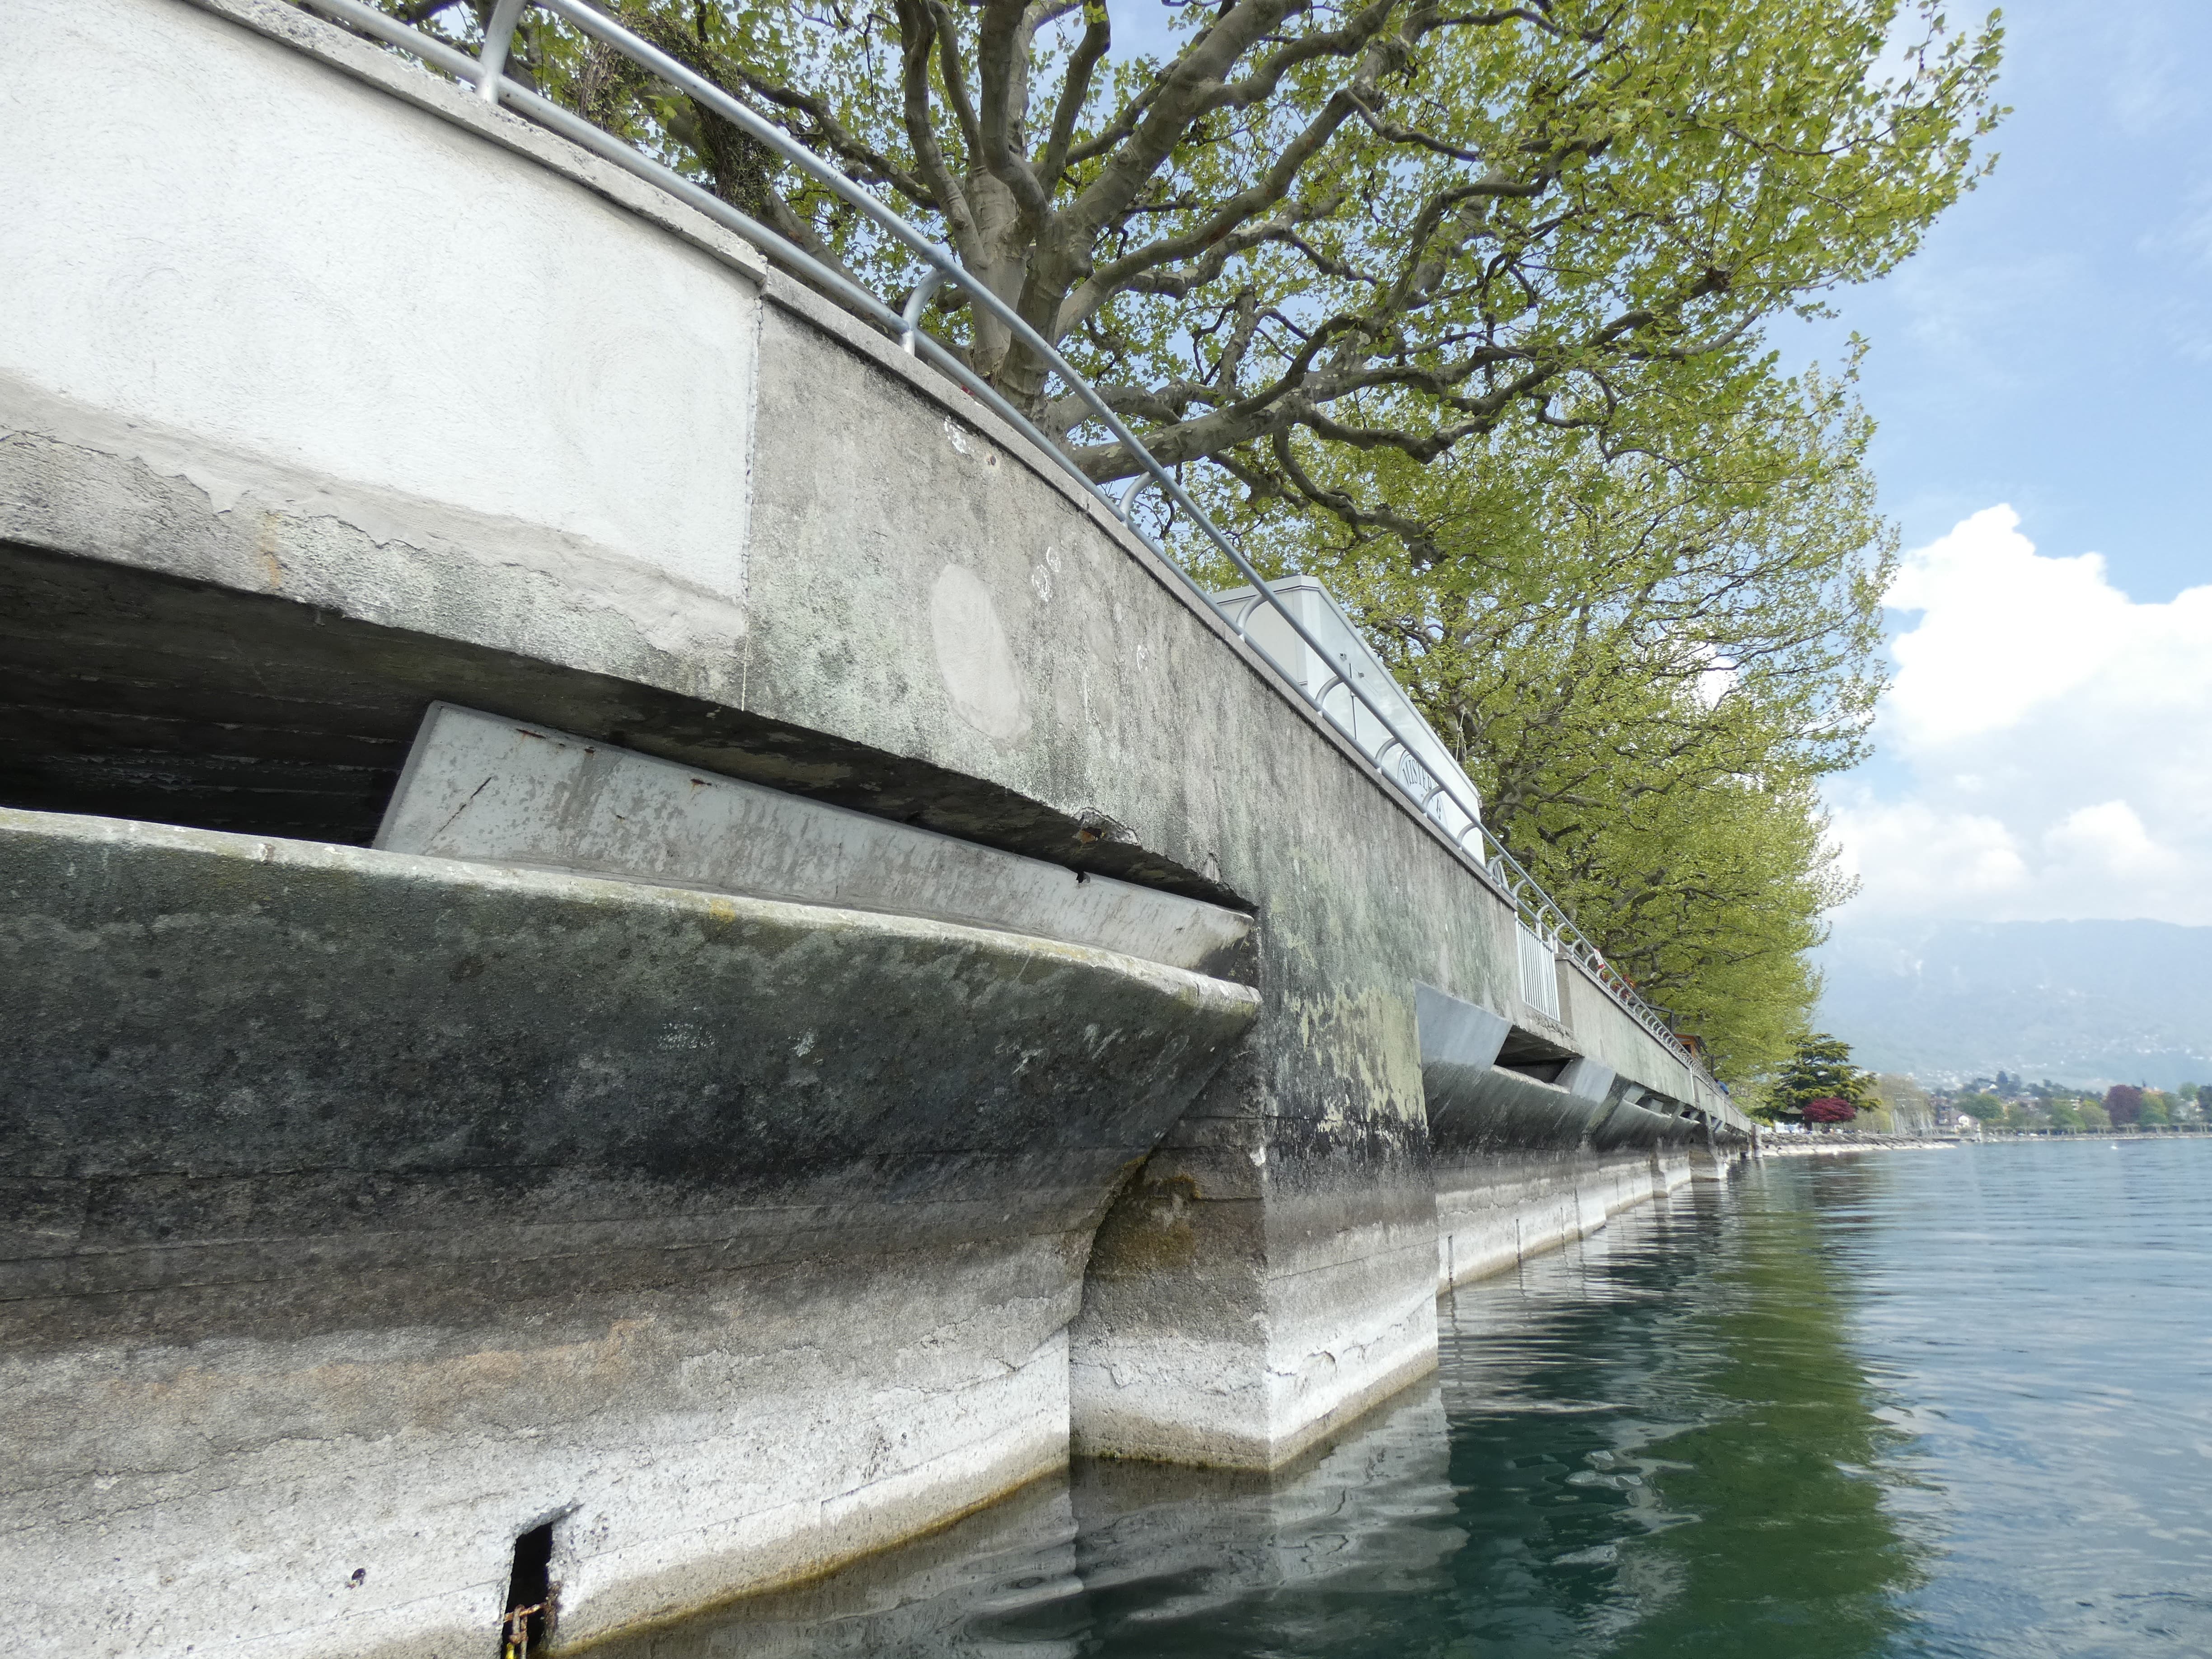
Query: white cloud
2041,800,2182,881
1828,801,2027,913
1882,506,2130,742
1831,506,2212,924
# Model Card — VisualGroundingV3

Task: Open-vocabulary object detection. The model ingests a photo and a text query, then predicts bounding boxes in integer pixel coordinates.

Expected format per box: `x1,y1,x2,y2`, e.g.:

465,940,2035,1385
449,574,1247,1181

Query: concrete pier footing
1434,1149,1698,1289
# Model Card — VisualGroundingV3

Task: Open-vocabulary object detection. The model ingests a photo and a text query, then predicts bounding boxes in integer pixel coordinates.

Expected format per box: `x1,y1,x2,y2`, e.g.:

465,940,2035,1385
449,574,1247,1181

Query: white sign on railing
1208,577,1481,847
1518,922,1561,1021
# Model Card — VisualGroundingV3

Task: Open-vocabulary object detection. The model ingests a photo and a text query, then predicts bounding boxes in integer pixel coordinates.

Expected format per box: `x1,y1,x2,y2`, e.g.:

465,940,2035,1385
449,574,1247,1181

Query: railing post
900,270,946,356
476,0,529,103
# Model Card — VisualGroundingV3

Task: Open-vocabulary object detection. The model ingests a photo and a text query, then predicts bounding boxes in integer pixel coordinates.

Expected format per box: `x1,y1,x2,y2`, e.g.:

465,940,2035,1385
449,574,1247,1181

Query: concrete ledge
377,703,1251,975
1593,1095,1704,1151
1428,1064,1607,1150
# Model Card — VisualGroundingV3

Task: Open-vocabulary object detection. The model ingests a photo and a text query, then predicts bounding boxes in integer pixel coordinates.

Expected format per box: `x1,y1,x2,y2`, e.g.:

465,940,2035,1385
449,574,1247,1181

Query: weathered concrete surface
378,703,1251,975
0,0,1749,1647
0,809,1256,1655
1412,981,1705,1290
1593,1093,1706,1151
1415,989,1695,1288
1210,577,1482,848
1068,1108,1443,1467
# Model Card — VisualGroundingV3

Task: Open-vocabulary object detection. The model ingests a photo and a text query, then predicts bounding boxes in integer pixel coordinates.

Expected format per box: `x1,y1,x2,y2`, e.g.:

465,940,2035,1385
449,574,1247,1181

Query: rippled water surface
605,1142,2212,1658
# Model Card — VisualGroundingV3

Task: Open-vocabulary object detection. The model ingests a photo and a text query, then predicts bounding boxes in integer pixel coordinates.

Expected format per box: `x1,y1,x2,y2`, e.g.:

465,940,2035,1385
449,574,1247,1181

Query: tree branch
1039,0,1112,192
895,0,982,248
977,0,1053,216
928,0,987,169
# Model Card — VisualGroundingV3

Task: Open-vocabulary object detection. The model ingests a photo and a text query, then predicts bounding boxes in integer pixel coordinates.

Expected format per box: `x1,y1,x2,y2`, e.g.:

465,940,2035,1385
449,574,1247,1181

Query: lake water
599,1141,2212,1658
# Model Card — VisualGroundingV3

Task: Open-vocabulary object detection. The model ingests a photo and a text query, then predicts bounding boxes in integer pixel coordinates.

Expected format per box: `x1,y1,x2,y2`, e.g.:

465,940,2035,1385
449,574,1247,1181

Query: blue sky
1790,1,2212,928
1787,1,2212,601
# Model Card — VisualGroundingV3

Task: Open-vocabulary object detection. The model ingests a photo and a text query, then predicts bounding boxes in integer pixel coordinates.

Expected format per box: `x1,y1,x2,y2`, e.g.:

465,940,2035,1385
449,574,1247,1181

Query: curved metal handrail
290,0,1716,1086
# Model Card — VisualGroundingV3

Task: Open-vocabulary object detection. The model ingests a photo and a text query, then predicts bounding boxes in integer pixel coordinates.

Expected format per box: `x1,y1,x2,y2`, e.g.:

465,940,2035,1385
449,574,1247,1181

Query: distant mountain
1812,919,2212,1089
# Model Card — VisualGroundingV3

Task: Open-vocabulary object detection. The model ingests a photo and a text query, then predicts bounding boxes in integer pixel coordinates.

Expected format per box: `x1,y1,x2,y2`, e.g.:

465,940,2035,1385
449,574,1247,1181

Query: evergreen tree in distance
1762,1033,1877,1125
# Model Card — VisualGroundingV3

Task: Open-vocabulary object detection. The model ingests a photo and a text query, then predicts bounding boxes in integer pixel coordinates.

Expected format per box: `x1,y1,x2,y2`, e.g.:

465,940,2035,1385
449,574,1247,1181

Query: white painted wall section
0,0,760,606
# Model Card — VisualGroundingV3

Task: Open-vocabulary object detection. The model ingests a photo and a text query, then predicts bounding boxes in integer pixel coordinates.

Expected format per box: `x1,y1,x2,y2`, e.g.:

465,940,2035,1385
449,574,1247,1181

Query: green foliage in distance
1969,1081,2174,1134
385,0,2003,511
1951,1092,2006,1124
1762,1032,1877,1124
2041,1097,2084,1131
1191,364,1888,1083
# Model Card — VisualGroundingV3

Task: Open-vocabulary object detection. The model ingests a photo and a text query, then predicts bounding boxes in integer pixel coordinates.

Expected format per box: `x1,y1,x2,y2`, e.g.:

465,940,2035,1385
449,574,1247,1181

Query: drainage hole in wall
499,1522,555,1659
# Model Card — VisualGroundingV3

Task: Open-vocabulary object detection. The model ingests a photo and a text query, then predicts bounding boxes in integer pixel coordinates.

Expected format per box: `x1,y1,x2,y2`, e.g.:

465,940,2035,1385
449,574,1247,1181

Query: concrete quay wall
1434,1149,1699,1291
1,0,1748,1650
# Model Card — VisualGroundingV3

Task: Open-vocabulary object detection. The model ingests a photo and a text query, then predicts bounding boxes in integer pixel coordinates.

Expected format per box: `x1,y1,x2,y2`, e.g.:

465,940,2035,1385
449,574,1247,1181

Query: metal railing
289,0,1715,1085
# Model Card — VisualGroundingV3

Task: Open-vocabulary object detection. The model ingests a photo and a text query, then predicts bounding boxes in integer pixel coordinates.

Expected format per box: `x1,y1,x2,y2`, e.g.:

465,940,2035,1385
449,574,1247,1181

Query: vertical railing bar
476,0,528,102
900,270,946,356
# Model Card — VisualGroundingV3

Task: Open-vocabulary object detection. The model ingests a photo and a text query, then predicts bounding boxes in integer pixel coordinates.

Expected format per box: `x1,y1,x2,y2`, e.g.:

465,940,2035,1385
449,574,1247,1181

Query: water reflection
1431,1166,1926,1658
590,1147,2212,1657
1600,1171,1927,1658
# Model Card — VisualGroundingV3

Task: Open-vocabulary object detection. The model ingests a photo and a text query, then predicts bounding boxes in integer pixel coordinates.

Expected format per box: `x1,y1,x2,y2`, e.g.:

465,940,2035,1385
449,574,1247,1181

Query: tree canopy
1865,1072,1931,1134
1951,1091,2005,1123
398,0,2000,516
